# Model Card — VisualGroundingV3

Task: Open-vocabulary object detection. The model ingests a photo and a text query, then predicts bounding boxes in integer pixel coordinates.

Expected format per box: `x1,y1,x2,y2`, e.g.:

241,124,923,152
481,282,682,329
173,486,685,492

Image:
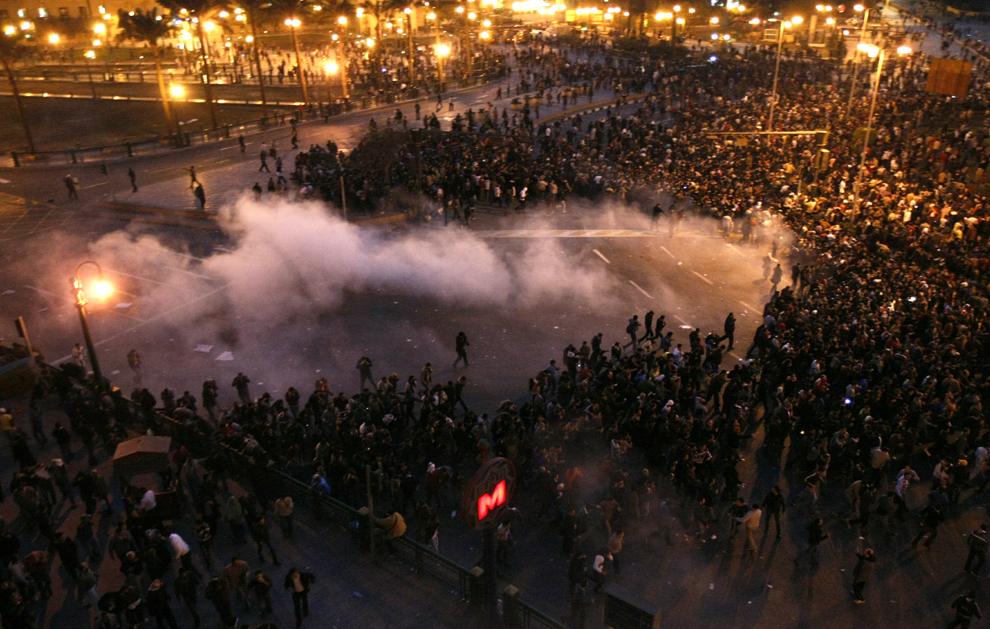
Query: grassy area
0,96,269,153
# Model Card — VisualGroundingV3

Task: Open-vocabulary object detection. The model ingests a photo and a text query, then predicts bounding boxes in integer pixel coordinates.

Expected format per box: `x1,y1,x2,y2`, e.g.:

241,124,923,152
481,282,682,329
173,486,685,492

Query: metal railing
37,361,564,629
8,69,508,167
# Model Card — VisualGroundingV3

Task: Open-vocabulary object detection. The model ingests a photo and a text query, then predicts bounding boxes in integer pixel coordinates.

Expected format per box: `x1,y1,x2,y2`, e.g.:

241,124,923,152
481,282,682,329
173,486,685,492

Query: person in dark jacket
851,548,876,603
174,567,202,628
762,486,786,539
949,591,983,629
912,504,943,548
794,517,828,566
965,524,989,575
284,567,315,628
146,579,179,629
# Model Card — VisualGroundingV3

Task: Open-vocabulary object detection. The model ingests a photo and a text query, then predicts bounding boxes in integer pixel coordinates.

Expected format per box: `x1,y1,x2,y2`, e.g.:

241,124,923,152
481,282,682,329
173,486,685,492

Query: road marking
160,265,212,280
51,280,232,365
660,246,676,259
730,352,744,361
478,229,660,239
23,285,73,303
726,243,744,256
739,300,760,313
0,178,10,184
103,268,203,294
82,182,109,189
691,270,713,285
673,314,690,324
629,280,653,299
592,249,610,264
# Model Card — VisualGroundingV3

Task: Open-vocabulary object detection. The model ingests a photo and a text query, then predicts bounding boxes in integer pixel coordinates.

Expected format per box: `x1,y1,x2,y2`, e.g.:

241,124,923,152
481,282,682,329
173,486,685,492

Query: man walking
232,373,251,404
641,310,654,343
912,503,943,549
454,331,470,367
284,567,315,628
259,149,271,172
949,591,983,629
65,174,79,201
626,315,640,349
794,517,829,566
128,167,138,193
965,524,989,575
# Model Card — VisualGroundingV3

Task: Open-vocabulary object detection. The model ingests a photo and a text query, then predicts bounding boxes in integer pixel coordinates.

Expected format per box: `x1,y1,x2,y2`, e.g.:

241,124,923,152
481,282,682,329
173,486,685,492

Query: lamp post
766,16,801,132
846,4,870,118
671,4,681,41
71,261,112,390
428,12,446,92
404,7,415,86
331,31,349,100
851,44,911,219
84,49,98,99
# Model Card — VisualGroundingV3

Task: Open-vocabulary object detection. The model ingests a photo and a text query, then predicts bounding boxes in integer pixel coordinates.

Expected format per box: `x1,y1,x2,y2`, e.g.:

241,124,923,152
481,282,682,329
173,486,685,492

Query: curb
537,93,650,125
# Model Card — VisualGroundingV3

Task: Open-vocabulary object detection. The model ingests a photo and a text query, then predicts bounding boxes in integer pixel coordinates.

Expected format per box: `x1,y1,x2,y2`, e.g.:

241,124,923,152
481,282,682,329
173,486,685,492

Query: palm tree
117,9,177,135
159,0,224,129
0,30,35,153
266,0,322,105
235,0,271,118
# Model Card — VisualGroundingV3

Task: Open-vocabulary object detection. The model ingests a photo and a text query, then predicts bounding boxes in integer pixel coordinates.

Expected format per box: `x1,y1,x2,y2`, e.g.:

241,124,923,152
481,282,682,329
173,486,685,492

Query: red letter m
477,481,506,520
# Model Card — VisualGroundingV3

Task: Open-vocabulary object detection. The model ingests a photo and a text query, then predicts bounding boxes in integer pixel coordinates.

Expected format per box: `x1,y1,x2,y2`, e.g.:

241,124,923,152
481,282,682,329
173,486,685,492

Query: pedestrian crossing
477,229,663,239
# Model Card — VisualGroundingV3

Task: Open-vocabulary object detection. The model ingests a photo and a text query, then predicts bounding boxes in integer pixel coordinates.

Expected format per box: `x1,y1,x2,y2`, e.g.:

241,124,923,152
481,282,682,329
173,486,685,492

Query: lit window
17,9,26,17
38,8,47,17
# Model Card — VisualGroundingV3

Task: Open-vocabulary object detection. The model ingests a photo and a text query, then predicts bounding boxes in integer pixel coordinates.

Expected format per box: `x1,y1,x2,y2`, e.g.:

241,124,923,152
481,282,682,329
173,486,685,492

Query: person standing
949,591,983,629
259,150,271,172
794,517,829,566
174,567,202,628
762,486,785,539
193,182,206,210
232,373,251,405
146,579,179,629
723,313,736,350
284,567,315,628
770,263,783,292
965,524,989,575
641,310,655,342
222,556,251,611
251,518,280,566
65,174,80,201
356,356,373,391
851,548,876,604
454,331,470,367
248,570,274,615
127,349,142,384
186,166,197,188
738,503,762,555
275,496,294,538
205,576,236,628
128,167,138,193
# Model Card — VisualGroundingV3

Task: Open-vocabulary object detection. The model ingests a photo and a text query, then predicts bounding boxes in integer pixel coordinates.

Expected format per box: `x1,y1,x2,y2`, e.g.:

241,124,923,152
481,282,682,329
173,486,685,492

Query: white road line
739,300,760,313
0,178,10,184
725,243,745,256
23,285,73,303
51,280,232,365
102,268,203,294
219,145,241,151
168,251,205,262
629,280,653,299
160,265,212,280
592,249,611,264
660,246,676,259
81,182,109,189
729,352,744,361
691,270,714,285
673,314,689,324
112,310,145,322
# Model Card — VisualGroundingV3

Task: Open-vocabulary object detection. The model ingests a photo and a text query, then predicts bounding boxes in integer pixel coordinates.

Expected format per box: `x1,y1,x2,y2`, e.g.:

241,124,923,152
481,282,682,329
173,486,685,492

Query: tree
266,0,323,105
117,9,177,135
158,0,223,129
235,0,271,118
0,30,35,153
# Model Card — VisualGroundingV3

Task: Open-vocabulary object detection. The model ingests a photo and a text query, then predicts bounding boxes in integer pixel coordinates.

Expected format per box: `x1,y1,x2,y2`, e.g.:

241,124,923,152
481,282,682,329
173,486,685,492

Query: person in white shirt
592,551,606,592
737,504,762,554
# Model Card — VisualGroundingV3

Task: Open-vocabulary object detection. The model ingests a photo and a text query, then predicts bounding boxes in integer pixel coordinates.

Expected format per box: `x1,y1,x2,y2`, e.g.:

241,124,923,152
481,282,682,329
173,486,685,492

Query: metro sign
463,457,516,530
477,480,506,520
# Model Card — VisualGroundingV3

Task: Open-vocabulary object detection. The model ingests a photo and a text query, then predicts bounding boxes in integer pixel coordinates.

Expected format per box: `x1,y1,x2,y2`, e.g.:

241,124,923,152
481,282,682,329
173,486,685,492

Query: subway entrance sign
463,457,517,530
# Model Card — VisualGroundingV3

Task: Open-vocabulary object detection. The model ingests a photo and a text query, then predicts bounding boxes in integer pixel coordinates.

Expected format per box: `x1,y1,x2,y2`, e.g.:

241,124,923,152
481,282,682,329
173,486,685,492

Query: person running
948,591,983,629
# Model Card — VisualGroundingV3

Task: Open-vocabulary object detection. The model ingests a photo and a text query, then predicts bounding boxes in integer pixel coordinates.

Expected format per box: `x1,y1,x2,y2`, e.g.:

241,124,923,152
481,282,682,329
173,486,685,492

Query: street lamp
851,44,911,218
330,33,349,99
765,17,800,132
71,261,112,389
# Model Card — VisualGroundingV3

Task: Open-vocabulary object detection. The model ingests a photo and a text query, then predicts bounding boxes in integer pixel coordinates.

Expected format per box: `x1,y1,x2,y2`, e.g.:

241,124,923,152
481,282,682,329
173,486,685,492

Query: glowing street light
94,22,106,33
325,61,338,73
285,18,301,27
170,84,185,97
366,37,375,47
48,33,59,43
437,43,450,55
72,261,113,389
338,15,347,24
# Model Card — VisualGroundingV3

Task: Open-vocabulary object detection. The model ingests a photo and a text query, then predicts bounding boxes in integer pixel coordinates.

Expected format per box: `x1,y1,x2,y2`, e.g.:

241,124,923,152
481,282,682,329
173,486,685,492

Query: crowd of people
6,17,990,629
